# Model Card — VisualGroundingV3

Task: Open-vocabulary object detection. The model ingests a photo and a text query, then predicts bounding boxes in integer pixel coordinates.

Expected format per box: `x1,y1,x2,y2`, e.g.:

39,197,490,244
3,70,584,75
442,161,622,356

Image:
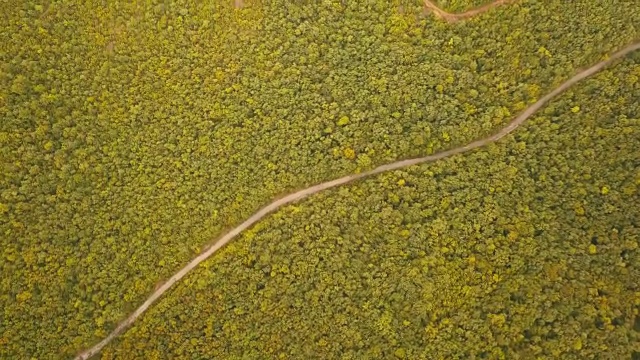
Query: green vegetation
0,0,638,359
428,0,493,12
104,57,640,359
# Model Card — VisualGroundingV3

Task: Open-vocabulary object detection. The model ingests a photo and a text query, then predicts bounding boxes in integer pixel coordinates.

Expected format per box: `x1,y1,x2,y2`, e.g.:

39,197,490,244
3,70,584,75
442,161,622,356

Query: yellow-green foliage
0,0,639,359
105,58,640,359
434,0,492,12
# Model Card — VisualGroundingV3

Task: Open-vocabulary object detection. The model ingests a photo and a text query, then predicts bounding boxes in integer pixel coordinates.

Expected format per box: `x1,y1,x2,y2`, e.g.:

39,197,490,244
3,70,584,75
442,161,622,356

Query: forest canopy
0,0,639,359
103,56,640,360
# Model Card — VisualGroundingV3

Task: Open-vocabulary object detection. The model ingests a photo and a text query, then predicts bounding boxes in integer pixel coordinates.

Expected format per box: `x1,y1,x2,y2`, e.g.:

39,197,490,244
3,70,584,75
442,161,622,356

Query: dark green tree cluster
0,0,638,358
104,57,639,359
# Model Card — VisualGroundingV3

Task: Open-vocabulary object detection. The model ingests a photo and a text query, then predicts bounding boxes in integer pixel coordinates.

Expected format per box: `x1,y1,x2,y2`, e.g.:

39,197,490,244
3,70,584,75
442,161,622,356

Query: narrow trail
73,4,640,360
423,0,516,22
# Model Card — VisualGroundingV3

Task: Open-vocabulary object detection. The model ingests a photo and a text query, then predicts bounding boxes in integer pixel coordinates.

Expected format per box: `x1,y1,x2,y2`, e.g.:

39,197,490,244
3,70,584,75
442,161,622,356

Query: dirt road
423,0,516,22
73,5,640,360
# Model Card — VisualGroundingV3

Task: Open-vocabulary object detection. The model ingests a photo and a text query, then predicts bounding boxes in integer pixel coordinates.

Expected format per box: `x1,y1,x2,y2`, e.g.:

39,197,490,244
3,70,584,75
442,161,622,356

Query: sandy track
75,39,640,360
72,4,640,360
423,0,516,22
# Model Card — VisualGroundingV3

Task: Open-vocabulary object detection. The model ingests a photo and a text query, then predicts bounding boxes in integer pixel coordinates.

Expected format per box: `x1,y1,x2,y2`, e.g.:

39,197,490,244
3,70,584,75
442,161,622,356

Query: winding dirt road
423,0,516,22
73,5,640,360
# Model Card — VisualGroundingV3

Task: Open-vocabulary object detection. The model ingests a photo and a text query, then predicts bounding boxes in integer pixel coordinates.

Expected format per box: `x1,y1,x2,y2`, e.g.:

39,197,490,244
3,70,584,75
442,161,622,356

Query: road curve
423,0,516,22
74,38,640,360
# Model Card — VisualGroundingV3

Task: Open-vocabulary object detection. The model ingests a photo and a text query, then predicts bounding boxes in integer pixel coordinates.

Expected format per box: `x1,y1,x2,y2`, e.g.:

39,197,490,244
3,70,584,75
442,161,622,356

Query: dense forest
100,56,640,359
1,0,639,359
